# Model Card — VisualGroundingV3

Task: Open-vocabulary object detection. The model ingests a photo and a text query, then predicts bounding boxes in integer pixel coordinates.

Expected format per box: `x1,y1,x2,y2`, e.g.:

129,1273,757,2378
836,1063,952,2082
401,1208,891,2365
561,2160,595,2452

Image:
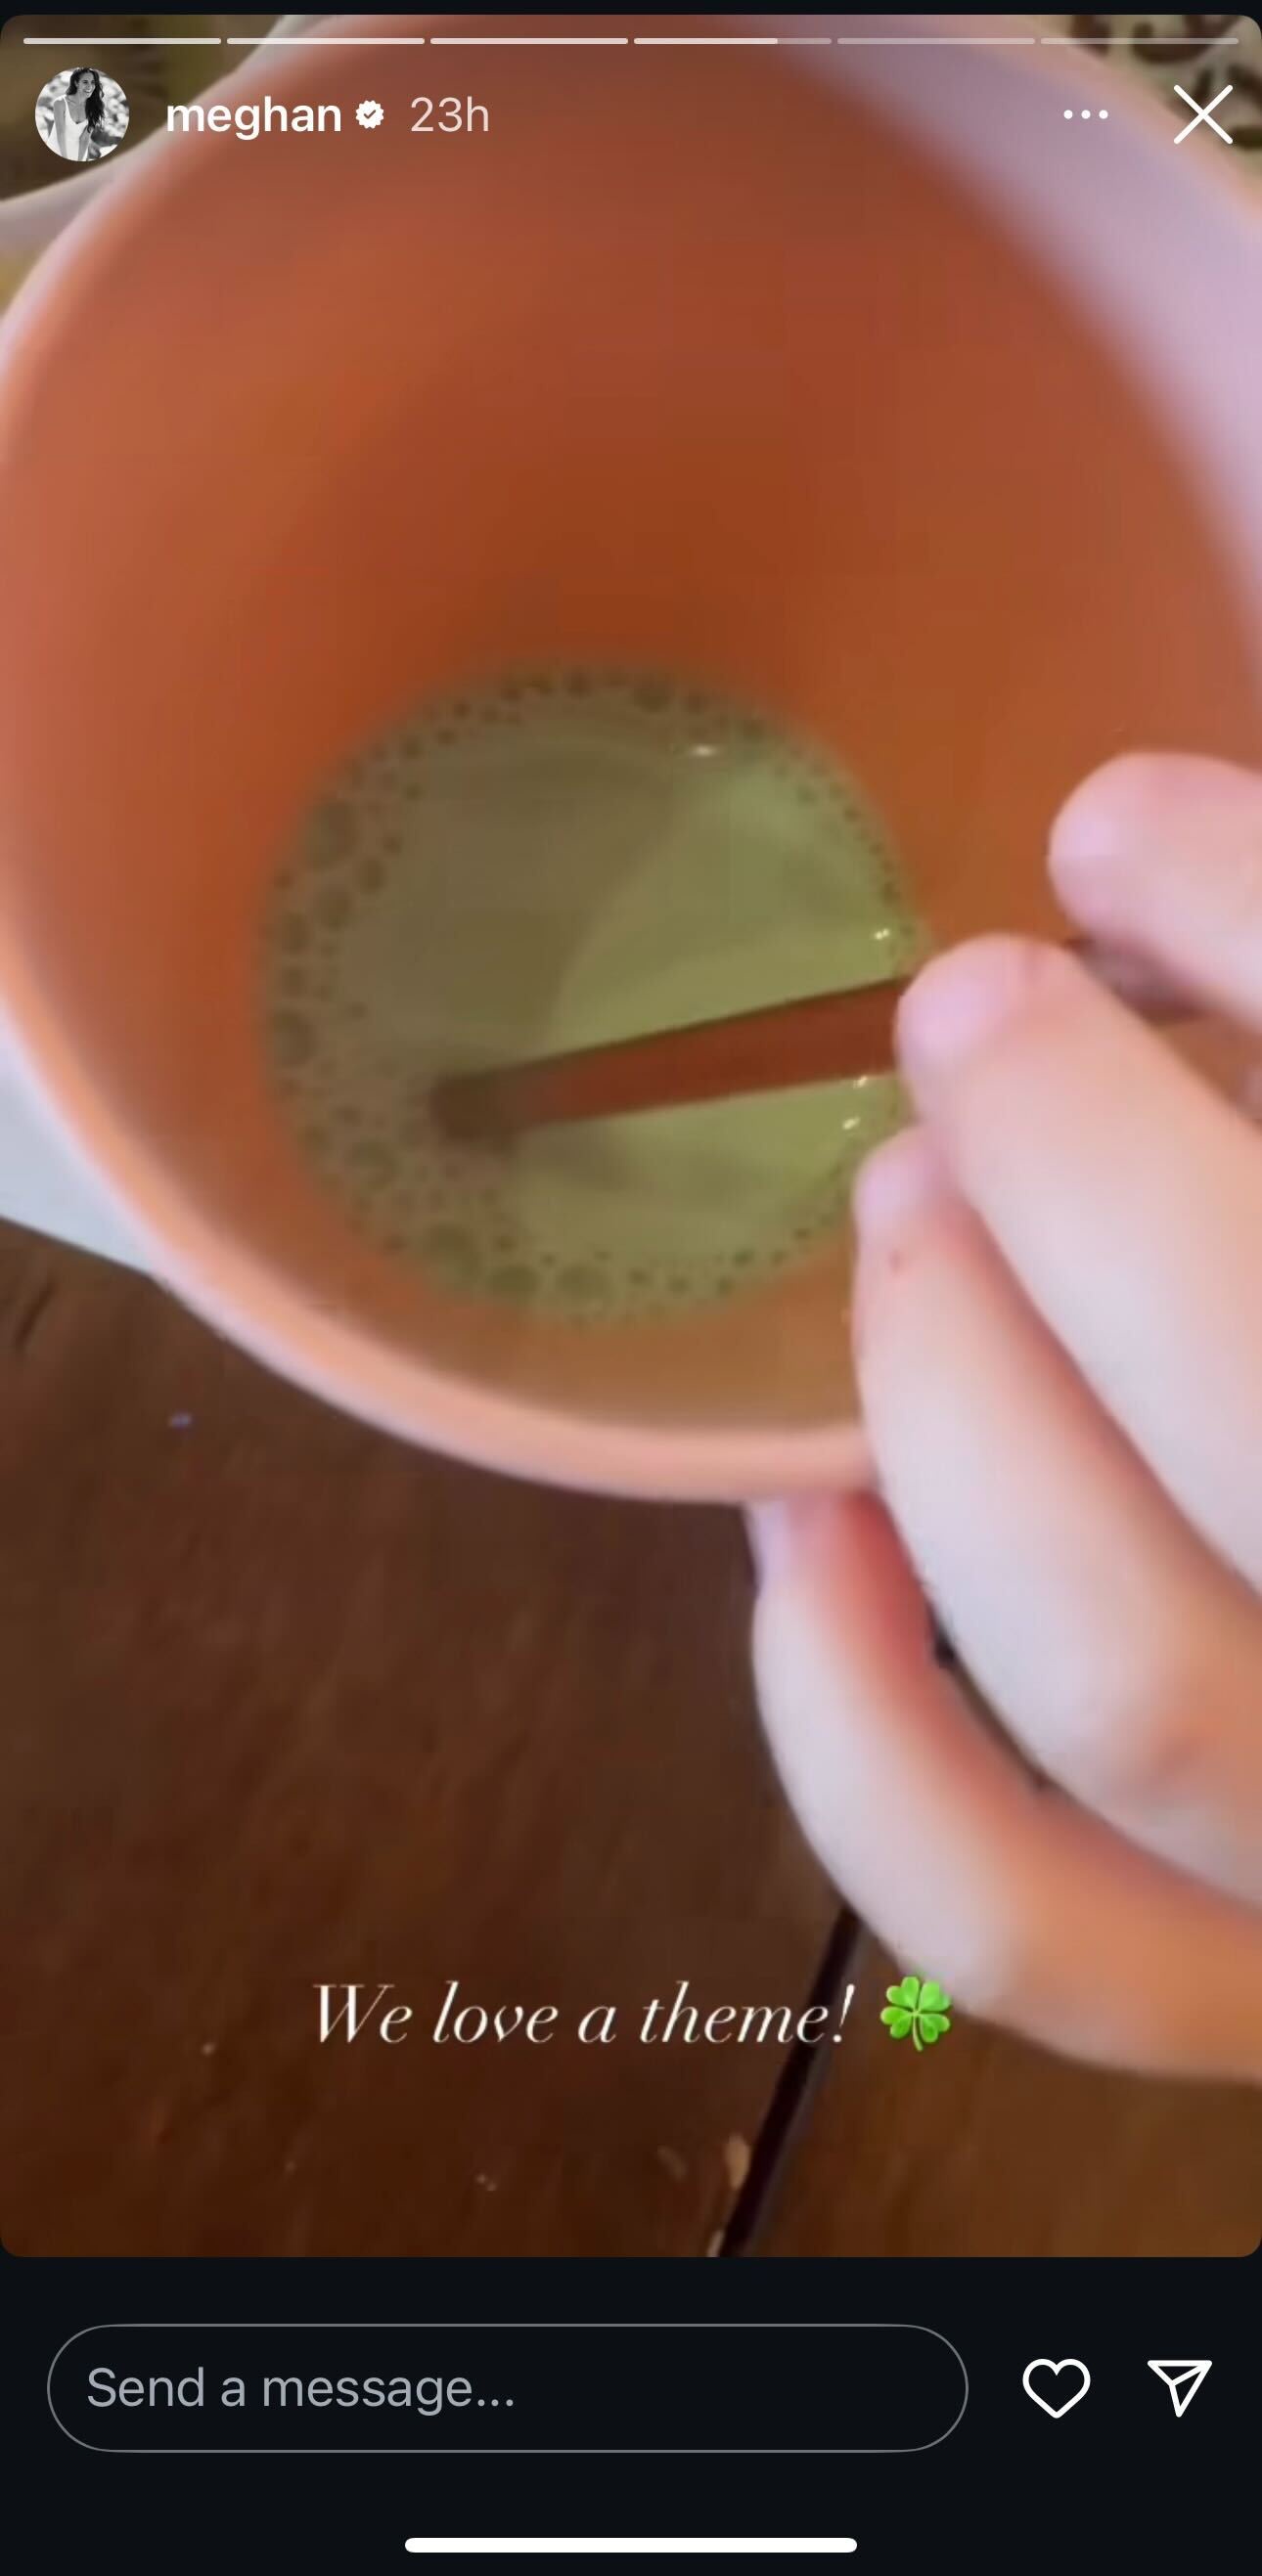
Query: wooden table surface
1,1215,1257,2259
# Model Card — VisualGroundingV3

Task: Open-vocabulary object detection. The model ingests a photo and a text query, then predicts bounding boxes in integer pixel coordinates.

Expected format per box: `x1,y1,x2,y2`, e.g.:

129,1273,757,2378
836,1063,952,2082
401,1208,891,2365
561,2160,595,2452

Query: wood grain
0,1216,831,2255
1,1215,1256,2260
756,1938,1262,2258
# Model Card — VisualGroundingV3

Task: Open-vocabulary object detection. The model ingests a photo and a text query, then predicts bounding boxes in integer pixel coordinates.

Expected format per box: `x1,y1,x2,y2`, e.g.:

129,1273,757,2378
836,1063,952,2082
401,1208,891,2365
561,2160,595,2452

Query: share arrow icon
1147,2360,1212,2419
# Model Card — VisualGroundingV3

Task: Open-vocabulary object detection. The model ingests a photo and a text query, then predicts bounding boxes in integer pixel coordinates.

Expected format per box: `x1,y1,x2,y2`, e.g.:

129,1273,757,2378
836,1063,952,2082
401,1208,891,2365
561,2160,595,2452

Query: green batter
261,670,925,1321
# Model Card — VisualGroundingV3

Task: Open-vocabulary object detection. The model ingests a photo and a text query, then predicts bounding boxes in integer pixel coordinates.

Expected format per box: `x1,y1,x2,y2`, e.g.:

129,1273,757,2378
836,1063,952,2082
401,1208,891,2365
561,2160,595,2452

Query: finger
851,1125,1262,1904
1051,753,1262,1032
749,1490,1262,2081
895,935,1262,1591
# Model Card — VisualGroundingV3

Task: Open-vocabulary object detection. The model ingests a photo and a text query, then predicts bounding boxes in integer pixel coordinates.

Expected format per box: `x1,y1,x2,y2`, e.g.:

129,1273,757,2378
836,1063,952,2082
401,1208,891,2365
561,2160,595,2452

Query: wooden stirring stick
430,940,1191,1145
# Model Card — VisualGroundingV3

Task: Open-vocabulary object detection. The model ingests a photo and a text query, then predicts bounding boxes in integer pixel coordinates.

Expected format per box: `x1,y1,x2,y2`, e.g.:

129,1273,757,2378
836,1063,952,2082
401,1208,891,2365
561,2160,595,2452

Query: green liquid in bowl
261,670,926,1323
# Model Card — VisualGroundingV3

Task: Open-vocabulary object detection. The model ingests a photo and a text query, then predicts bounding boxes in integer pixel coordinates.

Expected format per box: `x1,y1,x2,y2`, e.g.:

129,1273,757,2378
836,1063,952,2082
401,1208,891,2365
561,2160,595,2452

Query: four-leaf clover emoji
880,1975,952,2051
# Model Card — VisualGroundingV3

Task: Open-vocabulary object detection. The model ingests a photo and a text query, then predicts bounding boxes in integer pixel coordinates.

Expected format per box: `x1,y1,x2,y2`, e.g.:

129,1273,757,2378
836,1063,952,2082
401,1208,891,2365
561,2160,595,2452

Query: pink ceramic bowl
0,15,1259,1499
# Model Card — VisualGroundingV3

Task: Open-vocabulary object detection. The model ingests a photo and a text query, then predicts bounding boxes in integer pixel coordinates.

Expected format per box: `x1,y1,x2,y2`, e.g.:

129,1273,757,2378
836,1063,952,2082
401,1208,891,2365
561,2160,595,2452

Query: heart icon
1022,2358,1091,2419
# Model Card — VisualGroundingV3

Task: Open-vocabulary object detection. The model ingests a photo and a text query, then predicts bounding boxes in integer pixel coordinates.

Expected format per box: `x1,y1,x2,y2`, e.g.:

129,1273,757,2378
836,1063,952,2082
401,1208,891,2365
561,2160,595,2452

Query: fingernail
744,1496,838,1588
1051,752,1262,916
851,1125,951,1237
896,935,1059,1087
745,1502,793,1586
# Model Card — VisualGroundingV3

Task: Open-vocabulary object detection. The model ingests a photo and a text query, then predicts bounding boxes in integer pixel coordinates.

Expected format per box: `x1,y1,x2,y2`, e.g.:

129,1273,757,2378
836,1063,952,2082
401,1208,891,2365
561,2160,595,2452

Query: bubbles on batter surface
260,669,925,1322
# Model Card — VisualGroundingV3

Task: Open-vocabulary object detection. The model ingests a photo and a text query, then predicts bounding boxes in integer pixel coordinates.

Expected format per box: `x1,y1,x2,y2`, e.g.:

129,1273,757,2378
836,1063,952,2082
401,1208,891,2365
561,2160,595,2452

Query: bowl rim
0,9,1254,1501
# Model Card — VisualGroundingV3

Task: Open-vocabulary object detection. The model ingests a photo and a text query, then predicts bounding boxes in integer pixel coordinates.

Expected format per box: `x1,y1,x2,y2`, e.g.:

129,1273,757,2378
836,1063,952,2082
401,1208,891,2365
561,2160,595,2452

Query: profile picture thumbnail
35,67,129,166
